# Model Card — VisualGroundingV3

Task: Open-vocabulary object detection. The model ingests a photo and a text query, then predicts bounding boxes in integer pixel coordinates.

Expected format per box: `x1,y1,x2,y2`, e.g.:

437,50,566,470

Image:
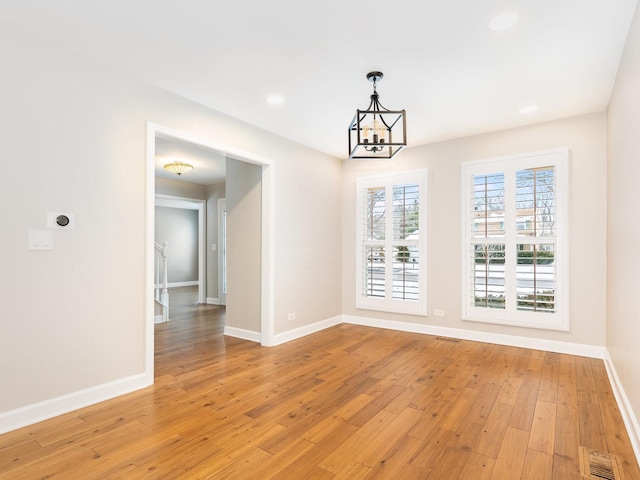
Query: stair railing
154,241,169,322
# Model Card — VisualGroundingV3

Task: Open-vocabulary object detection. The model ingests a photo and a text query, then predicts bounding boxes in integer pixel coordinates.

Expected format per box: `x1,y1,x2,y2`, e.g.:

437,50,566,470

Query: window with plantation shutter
356,170,427,316
462,149,568,330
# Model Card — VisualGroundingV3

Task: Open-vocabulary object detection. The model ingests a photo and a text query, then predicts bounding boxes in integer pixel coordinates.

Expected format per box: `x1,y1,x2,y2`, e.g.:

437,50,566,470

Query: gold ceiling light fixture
348,71,406,160
163,161,194,176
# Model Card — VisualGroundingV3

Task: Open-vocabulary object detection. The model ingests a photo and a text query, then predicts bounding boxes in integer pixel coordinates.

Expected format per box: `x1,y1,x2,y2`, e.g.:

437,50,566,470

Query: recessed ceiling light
519,105,538,114
489,12,520,31
266,95,284,105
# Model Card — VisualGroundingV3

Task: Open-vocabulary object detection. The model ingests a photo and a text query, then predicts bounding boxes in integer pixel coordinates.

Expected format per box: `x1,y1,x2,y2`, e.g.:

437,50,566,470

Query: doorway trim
217,198,227,306
155,194,206,305
145,122,275,383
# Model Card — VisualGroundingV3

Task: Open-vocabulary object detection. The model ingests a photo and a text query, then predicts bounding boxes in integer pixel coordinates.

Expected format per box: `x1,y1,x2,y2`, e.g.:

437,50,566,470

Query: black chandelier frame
348,71,407,159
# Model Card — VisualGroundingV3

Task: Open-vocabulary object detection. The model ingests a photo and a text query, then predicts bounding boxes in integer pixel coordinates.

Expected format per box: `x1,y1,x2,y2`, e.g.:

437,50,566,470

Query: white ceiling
0,1,637,160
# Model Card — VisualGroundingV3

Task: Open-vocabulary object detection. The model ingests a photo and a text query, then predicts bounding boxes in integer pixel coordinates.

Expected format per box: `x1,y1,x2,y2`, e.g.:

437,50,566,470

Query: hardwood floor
1,295,638,478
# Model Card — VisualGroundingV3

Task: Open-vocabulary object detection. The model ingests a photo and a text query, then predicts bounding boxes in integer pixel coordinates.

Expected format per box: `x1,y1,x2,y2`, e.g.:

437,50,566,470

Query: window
462,148,568,330
356,170,427,316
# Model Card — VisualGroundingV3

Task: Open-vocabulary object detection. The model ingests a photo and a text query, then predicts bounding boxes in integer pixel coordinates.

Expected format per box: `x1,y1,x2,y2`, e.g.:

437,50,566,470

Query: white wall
343,112,608,347
607,1,640,450
0,26,341,419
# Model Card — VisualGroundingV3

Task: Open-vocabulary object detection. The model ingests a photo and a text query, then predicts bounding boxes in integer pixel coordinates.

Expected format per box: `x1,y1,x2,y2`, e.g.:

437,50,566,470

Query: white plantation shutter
362,186,386,298
392,183,420,301
462,149,568,330
470,173,506,310
356,170,427,316
515,166,557,314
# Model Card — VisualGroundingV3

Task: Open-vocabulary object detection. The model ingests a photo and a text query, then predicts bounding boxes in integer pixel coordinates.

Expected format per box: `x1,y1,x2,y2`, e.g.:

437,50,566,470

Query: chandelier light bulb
362,125,371,143
373,118,386,143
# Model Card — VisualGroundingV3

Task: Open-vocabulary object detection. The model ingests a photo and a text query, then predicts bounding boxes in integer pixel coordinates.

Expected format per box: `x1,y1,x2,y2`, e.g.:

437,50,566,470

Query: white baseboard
603,351,640,469
342,315,606,359
223,326,261,343
0,373,151,435
273,315,343,346
206,297,221,305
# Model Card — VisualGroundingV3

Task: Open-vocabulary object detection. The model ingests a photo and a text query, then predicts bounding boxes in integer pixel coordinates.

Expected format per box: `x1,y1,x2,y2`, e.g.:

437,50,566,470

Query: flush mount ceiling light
488,12,520,31
348,71,406,160
163,161,193,176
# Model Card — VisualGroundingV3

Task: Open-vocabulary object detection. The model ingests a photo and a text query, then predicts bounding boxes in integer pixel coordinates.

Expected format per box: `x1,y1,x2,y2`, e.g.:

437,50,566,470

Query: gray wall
154,206,199,284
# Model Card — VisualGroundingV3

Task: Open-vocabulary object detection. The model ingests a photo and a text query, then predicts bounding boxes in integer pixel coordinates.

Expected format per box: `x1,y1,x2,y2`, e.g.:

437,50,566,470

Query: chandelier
348,71,406,159
163,161,193,176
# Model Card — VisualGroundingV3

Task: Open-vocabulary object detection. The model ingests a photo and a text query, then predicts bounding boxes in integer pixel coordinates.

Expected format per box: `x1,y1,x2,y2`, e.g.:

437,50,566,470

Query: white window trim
461,148,569,331
355,169,428,316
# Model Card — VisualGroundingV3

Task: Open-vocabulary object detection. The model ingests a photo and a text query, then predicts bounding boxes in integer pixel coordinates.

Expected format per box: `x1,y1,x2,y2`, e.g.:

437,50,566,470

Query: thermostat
47,212,75,230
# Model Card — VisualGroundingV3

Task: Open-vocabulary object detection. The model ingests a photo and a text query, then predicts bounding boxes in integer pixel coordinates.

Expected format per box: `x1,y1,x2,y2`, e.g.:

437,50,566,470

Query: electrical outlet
287,313,296,321
434,309,445,317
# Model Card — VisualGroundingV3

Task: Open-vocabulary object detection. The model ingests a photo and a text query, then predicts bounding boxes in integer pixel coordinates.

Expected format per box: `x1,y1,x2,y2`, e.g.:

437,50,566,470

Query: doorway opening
145,122,275,384
155,194,206,309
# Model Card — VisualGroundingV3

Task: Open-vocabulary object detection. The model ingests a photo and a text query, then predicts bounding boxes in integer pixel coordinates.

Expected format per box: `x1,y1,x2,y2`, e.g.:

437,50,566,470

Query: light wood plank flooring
1,296,638,479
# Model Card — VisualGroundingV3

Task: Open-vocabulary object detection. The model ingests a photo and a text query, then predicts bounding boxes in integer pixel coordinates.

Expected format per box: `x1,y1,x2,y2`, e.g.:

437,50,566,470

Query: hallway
155,285,226,379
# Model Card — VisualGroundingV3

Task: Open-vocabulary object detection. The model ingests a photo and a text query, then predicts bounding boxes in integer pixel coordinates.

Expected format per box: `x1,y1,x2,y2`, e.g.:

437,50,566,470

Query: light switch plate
29,230,53,250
